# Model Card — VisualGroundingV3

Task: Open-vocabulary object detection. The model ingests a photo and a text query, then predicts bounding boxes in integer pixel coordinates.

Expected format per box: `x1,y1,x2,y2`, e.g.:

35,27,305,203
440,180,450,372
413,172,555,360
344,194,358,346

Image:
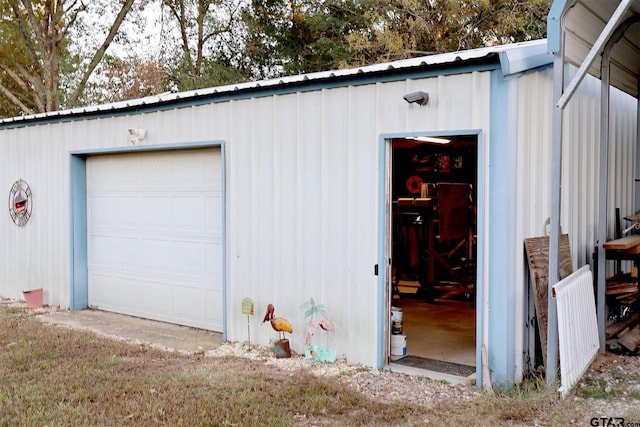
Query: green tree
158,0,247,91
338,0,551,66
240,0,551,78
0,0,552,116
240,0,364,78
0,0,137,116
82,56,170,104
0,2,29,118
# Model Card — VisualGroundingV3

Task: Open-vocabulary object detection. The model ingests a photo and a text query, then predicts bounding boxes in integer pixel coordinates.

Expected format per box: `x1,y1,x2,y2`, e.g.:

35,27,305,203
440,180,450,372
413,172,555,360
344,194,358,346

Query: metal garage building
1,37,637,388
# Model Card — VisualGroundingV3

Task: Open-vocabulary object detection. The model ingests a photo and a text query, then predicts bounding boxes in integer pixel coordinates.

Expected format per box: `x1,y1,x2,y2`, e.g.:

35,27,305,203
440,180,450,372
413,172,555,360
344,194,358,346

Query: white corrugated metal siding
515,64,637,377
516,65,637,270
515,67,554,379
1,124,73,306
0,70,493,368
223,73,491,366
560,65,637,271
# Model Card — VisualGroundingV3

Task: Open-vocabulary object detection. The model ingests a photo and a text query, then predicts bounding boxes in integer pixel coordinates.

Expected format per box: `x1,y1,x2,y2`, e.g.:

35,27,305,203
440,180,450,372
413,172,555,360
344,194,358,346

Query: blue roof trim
498,41,553,76
69,140,219,156
1,40,548,129
547,0,570,53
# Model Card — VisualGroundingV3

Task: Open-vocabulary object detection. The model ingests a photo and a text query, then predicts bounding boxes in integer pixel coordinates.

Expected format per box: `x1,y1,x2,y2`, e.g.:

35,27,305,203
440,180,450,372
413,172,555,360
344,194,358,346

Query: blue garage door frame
69,141,227,338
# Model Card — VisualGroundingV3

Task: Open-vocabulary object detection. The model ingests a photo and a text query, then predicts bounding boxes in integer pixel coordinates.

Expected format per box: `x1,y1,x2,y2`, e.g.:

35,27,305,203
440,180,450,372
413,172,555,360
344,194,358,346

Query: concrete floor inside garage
388,285,476,385
397,296,475,366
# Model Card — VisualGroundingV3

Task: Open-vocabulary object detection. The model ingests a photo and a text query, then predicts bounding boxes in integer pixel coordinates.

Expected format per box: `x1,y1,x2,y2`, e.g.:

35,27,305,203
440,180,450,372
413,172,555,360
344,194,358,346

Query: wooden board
397,198,415,206
414,198,432,207
606,282,639,295
623,214,640,222
603,235,640,250
618,325,640,352
524,234,573,366
606,312,640,339
617,294,638,305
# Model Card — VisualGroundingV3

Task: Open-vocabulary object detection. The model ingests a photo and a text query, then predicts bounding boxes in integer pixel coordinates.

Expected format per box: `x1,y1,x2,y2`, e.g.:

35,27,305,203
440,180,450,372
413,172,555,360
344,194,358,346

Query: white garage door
87,148,223,331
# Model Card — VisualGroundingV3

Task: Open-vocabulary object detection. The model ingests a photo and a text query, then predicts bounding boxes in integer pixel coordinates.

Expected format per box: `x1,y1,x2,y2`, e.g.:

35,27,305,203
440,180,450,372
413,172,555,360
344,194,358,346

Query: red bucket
23,288,43,308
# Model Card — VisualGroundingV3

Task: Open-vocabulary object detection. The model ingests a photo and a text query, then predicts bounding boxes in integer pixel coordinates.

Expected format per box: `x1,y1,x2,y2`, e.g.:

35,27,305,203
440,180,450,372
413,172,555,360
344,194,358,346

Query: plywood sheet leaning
524,234,573,366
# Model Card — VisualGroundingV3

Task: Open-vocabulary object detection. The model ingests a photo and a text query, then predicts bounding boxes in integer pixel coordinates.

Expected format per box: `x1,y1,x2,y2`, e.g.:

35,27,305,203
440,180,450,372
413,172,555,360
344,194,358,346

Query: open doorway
387,134,477,379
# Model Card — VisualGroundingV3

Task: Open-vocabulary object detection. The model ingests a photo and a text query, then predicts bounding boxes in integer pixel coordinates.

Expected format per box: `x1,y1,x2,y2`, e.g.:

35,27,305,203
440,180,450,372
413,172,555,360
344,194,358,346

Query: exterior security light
128,128,146,145
403,91,429,106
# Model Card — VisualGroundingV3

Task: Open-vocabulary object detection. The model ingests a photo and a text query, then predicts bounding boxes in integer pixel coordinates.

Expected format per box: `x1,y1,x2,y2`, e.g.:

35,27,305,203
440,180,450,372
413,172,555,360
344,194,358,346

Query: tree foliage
82,56,169,104
240,0,551,77
0,0,137,115
0,0,551,117
158,0,247,90
240,0,364,78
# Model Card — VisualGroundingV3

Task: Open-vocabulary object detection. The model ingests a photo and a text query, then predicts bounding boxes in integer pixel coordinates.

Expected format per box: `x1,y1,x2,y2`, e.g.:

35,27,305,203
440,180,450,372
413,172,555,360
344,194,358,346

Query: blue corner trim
498,41,553,77
377,135,388,369
547,1,570,53
487,70,518,388
69,155,88,310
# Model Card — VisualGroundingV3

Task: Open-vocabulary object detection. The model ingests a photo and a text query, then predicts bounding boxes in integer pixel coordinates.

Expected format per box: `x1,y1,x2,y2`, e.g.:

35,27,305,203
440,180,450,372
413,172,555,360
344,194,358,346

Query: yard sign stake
241,298,255,350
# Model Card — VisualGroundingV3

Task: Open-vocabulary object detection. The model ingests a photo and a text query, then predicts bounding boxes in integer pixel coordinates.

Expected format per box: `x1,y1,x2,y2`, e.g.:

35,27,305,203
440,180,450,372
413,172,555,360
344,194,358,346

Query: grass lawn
0,302,428,426
1,300,639,426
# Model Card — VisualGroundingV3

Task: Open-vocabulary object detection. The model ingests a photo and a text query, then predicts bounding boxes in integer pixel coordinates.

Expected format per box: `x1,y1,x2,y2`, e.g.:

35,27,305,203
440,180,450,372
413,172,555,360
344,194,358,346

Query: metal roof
548,0,640,98
0,39,551,126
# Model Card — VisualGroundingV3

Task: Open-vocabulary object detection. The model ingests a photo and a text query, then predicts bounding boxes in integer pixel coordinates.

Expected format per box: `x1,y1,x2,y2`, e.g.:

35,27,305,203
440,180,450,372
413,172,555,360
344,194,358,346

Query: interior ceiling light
409,136,451,144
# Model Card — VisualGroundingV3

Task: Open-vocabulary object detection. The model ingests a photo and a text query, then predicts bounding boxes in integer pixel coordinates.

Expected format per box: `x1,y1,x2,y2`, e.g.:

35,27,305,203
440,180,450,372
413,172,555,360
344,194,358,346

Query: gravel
207,340,477,405
206,339,640,413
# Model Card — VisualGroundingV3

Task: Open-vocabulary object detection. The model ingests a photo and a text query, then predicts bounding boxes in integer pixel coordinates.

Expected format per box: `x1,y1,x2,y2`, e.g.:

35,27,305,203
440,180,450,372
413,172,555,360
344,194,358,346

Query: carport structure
547,0,640,385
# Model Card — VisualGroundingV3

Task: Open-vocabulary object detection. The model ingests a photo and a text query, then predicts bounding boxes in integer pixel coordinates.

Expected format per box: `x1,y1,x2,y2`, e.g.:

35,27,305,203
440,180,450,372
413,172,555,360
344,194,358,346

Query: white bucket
390,334,407,357
391,307,403,323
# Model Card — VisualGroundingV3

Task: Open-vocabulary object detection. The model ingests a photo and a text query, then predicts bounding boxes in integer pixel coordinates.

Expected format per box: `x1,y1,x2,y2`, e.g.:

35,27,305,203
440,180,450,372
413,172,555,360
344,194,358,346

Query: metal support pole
547,51,564,386
630,21,640,215
636,88,640,214
597,49,611,353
